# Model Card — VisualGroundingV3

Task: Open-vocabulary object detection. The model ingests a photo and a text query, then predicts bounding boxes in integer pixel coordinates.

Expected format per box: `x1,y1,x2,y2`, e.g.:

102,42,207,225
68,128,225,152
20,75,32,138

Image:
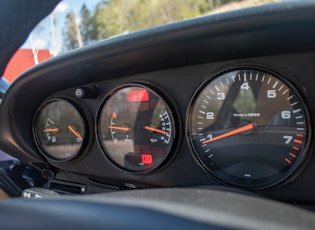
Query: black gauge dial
98,85,176,172
188,68,310,189
34,99,86,161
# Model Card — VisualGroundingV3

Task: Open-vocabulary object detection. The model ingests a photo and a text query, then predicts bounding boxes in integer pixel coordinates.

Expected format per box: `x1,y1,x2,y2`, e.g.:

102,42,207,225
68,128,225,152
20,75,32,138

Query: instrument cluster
32,66,311,190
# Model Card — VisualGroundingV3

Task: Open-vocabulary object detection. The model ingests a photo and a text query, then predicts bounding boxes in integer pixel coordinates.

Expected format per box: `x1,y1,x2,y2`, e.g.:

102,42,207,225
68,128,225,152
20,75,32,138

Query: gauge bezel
96,83,178,174
33,98,88,162
186,65,312,190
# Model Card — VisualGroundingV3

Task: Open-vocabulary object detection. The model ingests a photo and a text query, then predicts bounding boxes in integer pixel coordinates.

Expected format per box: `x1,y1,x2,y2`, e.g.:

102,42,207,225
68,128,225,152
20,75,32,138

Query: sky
22,0,101,55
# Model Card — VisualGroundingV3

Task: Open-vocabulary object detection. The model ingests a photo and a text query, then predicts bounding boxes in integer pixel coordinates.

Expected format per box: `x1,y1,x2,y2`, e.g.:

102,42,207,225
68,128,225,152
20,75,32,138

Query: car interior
0,0,315,229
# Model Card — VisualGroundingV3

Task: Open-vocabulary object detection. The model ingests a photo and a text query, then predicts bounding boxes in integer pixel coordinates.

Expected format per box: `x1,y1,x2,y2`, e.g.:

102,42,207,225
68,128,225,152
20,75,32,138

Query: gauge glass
98,85,176,172
34,99,86,161
188,69,309,189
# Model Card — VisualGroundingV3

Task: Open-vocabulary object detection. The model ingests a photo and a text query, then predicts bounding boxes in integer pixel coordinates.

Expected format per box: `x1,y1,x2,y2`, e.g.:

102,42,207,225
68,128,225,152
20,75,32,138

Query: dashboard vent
48,180,86,195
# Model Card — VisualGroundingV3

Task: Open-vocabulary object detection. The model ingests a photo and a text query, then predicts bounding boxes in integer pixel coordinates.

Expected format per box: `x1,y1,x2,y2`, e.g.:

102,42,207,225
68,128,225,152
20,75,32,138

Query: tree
88,0,215,41
63,0,244,47
80,4,93,46
90,0,127,41
63,12,83,51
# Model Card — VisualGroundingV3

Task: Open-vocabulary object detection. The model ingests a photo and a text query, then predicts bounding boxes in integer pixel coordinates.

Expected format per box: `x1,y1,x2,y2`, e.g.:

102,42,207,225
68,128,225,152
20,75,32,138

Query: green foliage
63,12,80,51
80,4,93,46
213,0,242,6
87,0,213,42
63,0,278,50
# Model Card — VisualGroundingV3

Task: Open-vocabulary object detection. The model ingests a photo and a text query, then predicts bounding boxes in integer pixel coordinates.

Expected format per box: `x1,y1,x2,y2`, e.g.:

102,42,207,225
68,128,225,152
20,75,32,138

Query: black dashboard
1,1,315,207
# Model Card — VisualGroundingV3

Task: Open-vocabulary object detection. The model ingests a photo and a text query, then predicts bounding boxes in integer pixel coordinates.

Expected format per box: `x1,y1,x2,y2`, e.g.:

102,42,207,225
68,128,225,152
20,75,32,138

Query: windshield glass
26,0,284,53
3,0,283,83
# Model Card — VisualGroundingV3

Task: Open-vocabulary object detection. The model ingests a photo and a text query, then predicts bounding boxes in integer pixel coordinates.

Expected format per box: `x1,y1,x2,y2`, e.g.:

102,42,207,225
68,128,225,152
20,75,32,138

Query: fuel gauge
98,84,176,172
34,99,86,161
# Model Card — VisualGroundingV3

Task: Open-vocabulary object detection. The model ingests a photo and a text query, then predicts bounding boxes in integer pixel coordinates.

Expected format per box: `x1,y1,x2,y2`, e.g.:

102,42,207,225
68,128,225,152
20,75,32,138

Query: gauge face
188,69,310,189
98,85,176,172
34,99,86,161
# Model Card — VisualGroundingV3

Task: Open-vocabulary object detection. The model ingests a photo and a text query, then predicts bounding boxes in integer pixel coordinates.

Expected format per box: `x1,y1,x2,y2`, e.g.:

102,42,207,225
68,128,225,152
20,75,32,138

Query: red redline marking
112,112,117,119
296,134,304,137
292,146,300,151
285,158,292,164
289,153,297,158
293,139,303,144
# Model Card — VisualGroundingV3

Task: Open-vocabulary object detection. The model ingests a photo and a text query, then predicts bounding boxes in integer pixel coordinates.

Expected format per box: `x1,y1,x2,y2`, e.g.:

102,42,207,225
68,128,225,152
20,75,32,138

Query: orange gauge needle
43,128,59,133
202,123,254,144
144,126,169,135
108,126,130,132
68,125,83,141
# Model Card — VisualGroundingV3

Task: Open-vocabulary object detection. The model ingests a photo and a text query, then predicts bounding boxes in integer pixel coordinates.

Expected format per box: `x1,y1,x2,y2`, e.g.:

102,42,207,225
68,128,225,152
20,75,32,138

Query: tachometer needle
68,125,83,141
43,128,59,133
144,126,169,135
108,126,130,131
202,123,254,144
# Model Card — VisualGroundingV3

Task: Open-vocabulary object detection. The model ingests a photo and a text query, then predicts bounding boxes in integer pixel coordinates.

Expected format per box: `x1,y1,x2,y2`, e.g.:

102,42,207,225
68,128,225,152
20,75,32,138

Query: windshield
3,0,283,83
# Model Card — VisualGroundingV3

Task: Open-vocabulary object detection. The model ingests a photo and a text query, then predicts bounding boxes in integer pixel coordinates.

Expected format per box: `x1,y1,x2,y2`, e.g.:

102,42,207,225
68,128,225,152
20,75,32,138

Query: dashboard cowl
0,1,314,202
1,1,315,165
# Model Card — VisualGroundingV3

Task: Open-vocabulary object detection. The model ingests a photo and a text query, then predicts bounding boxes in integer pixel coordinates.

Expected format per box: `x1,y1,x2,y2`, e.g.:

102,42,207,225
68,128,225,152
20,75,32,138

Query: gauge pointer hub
202,123,254,144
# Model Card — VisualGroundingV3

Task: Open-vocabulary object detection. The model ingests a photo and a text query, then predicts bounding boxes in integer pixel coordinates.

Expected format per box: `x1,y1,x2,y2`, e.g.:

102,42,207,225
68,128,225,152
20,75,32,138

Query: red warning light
141,154,153,164
128,89,149,102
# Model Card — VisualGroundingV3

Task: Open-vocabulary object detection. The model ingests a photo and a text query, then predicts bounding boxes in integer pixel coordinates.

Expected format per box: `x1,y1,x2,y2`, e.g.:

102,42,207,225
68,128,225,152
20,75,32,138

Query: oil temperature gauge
34,99,86,161
98,84,176,172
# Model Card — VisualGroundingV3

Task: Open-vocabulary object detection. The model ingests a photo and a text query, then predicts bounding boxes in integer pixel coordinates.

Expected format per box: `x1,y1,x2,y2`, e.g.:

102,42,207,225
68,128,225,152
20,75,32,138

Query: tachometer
34,99,86,161
98,84,176,172
188,68,310,189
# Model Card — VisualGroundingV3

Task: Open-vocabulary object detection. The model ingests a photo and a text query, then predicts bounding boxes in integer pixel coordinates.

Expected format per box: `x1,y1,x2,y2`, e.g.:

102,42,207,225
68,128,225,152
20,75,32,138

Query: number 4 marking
241,82,250,90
